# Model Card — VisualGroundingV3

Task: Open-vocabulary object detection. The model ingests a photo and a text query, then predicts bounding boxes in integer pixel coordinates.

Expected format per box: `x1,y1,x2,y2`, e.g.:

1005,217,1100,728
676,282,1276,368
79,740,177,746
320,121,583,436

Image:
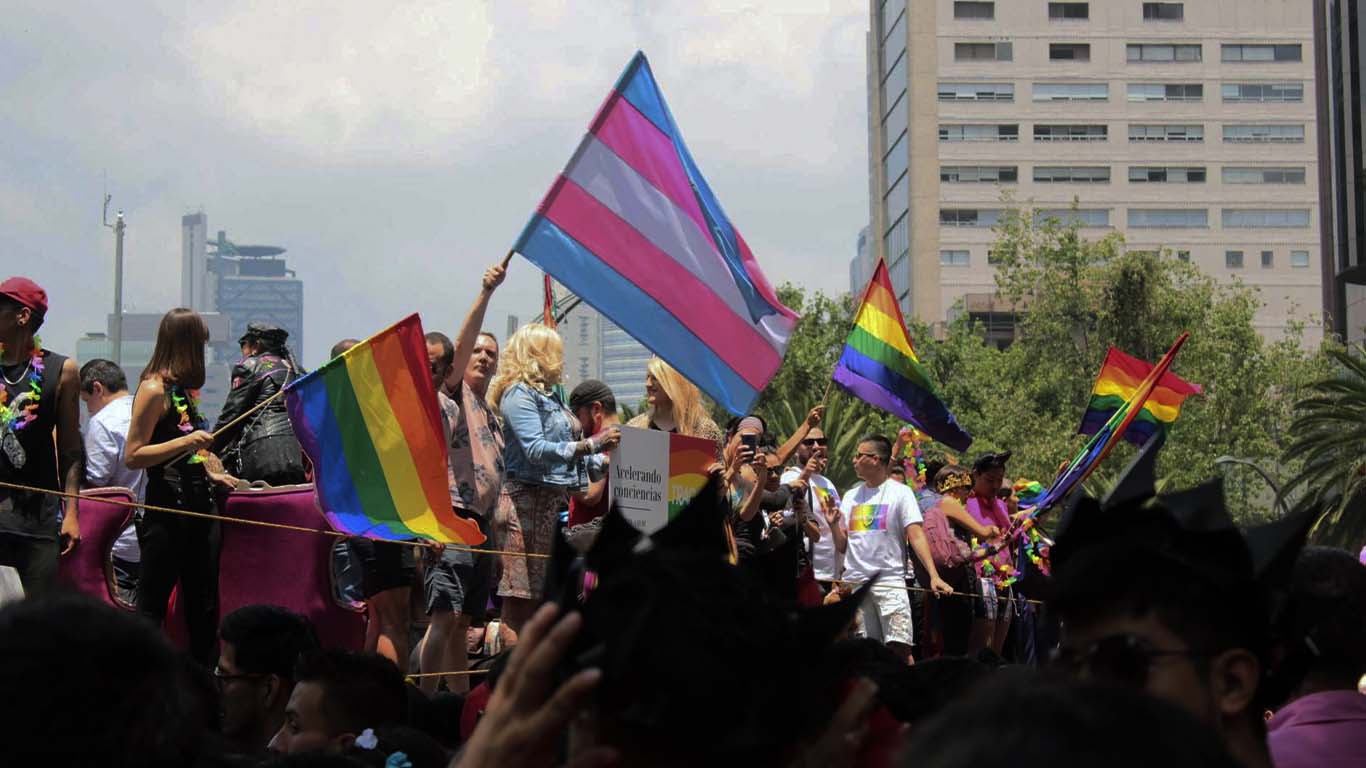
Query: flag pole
499,249,514,269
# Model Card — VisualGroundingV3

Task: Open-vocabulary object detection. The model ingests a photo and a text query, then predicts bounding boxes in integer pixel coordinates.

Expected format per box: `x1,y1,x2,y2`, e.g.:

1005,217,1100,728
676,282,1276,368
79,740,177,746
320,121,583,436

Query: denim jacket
499,382,586,488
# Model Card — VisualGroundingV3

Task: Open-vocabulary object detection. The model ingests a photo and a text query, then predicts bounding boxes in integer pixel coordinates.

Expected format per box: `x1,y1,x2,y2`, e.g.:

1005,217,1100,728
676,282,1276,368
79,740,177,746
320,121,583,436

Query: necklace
0,338,44,433
170,384,208,465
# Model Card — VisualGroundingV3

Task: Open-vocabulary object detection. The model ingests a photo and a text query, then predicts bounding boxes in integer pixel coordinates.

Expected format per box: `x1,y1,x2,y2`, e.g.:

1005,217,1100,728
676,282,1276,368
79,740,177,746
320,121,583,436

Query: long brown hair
142,308,210,389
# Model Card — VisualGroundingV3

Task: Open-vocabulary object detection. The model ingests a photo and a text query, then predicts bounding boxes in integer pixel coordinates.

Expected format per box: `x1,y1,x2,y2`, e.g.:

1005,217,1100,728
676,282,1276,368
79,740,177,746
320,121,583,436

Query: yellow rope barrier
405,669,488,679
0,479,551,559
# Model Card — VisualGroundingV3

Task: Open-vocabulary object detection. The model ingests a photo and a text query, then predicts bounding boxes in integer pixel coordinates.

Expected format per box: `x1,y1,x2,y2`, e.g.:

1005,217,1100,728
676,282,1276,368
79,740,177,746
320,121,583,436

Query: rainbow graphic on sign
667,433,717,519
849,503,891,532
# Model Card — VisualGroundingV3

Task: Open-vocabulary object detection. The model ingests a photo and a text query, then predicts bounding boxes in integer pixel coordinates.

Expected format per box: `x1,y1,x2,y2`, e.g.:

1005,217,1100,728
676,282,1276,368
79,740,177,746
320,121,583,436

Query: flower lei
170,385,208,464
0,337,44,432
898,426,930,487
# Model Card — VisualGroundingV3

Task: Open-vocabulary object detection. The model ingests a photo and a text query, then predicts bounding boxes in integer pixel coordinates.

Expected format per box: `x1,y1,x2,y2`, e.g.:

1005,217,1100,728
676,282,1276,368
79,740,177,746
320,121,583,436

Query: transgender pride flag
513,51,799,415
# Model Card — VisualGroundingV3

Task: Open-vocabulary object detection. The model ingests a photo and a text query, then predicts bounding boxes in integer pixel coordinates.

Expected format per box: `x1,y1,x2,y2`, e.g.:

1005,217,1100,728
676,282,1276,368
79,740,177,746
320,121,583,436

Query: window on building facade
884,133,908,185
1221,167,1306,184
1033,82,1109,101
941,165,1018,182
939,82,1015,101
1129,208,1209,227
1034,124,1108,141
882,56,907,109
1051,43,1091,60
940,209,1003,227
1290,250,1310,267
1129,124,1203,141
1221,44,1302,62
1226,250,1245,268
1143,2,1184,21
881,0,905,39
941,123,1020,141
956,42,1014,61
885,213,909,265
1127,83,1203,101
1261,250,1274,267
1034,166,1111,182
884,94,908,143
1034,209,1110,227
1129,166,1206,183
1222,82,1303,102
884,181,908,232
940,249,971,266
954,1,994,19
1222,124,1304,142
1222,209,1311,228
1127,43,1202,62
1177,249,1192,261
1048,2,1089,20
883,14,906,74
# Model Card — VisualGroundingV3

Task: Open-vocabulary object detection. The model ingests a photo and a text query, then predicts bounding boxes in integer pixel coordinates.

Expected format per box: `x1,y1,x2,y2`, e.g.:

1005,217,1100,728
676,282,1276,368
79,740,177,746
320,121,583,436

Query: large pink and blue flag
513,51,799,415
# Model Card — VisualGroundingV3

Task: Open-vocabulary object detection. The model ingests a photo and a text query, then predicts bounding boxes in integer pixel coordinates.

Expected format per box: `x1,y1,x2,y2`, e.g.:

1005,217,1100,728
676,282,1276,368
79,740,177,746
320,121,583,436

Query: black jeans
136,497,221,666
0,534,57,598
938,564,974,656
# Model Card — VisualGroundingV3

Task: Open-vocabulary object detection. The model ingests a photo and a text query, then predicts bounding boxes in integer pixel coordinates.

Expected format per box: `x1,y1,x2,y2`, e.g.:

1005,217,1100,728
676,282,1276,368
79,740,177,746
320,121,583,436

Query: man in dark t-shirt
0,277,82,596
566,380,620,551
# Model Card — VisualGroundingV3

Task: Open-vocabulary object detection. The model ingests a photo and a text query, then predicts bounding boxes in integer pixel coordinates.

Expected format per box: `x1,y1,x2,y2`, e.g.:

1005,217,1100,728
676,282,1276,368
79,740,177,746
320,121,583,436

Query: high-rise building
1315,0,1366,342
850,225,874,296
868,0,1323,342
181,215,303,362
558,302,653,410
181,212,210,311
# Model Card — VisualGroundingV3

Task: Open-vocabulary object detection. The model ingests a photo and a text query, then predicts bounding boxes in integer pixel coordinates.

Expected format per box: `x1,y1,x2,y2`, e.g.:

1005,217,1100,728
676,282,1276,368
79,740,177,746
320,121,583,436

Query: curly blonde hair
488,323,565,410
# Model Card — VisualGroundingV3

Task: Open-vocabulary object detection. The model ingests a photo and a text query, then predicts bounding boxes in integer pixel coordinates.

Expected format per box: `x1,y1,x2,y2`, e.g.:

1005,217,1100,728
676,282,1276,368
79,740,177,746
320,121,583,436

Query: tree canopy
749,201,1341,533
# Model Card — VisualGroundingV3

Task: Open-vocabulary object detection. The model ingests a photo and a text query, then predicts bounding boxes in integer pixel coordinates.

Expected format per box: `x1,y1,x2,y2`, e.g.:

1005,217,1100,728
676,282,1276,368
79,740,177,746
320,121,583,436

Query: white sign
609,426,670,534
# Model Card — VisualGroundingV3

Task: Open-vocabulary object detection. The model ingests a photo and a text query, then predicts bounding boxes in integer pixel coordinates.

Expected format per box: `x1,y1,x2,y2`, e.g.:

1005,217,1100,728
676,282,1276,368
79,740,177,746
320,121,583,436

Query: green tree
1283,345,1366,544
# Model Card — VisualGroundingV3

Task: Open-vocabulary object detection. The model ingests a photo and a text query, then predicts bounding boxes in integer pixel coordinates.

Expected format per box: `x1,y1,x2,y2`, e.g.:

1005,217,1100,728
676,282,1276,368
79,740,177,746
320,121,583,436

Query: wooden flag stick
499,249,515,269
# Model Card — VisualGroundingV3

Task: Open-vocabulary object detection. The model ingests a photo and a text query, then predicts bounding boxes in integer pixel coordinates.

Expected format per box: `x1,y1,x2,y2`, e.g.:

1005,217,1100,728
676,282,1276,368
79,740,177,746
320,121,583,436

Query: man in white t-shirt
836,434,953,664
779,427,844,586
79,359,146,602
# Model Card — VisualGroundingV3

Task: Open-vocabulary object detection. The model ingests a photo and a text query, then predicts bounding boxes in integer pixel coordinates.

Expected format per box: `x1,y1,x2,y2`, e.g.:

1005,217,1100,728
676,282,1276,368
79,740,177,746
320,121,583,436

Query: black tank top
0,348,68,539
143,382,212,509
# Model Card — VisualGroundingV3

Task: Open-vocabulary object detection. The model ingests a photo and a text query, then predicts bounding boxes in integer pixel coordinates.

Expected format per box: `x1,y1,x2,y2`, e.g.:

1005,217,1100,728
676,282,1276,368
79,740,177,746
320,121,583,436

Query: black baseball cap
972,451,1012,473
569,379,615,411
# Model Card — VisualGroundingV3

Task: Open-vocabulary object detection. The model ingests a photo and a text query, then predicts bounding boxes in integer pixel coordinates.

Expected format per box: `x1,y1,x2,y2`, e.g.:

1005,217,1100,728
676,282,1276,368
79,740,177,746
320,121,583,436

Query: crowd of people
0,271,1363,767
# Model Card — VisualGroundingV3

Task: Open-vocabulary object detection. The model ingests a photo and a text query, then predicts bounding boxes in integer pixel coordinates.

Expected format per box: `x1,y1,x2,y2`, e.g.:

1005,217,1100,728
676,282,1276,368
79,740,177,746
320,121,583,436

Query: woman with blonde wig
489,323,619,634
626,356,723,453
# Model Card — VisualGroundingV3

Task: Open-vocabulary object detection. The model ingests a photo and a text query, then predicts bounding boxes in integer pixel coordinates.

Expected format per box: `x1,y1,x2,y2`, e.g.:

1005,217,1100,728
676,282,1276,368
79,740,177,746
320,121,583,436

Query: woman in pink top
966,451,1014,655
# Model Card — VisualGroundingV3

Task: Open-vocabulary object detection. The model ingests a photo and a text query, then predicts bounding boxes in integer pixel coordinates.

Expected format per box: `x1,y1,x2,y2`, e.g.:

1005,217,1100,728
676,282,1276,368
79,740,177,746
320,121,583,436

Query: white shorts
856,582,913,646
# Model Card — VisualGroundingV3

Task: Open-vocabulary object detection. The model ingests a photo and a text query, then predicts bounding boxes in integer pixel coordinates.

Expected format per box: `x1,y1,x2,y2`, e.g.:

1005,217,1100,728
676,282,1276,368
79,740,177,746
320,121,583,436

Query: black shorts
423,510,493,625
347,536,417,599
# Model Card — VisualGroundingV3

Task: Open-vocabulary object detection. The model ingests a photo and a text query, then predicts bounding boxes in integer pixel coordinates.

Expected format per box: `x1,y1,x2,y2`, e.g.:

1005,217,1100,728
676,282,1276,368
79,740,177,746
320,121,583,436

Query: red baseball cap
0,277,48,315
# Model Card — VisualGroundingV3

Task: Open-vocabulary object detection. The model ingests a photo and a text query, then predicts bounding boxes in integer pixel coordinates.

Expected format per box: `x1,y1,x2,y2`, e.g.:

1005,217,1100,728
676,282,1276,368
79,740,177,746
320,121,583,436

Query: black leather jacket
214,353,305,483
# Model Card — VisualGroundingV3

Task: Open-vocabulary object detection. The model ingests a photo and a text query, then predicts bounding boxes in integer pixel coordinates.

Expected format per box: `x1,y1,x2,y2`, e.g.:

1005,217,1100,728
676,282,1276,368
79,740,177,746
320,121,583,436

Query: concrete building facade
868,0,1323,341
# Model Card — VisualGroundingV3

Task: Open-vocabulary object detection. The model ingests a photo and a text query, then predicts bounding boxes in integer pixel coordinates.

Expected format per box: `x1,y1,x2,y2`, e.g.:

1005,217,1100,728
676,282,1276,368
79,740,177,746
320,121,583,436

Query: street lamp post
1213,455,1289,518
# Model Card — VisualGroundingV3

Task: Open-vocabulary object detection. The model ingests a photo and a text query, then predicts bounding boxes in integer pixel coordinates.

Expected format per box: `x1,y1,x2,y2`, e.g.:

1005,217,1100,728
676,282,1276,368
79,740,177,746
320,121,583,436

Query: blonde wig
646,356,709,438
488,323,565,410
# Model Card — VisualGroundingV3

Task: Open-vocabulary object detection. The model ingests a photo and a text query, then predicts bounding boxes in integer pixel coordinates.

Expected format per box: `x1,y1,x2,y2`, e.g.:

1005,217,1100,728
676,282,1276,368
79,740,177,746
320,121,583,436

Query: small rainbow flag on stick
833,260,973,452
1079,347,1201,445
284,314,486,545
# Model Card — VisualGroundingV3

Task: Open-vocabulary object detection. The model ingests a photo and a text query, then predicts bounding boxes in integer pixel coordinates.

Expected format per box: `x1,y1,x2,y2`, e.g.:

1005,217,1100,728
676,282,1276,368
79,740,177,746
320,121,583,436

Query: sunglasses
855,451,884,460
802,437,828,446
1050,634,1204,688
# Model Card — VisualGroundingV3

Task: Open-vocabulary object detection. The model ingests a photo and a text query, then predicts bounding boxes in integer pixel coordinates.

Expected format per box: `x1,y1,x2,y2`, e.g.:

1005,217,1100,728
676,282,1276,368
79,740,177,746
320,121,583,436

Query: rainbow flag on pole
1079,347,1201,445
284,314,485,545
1027,333,1191,512
512,51,799,416
833,260,972,452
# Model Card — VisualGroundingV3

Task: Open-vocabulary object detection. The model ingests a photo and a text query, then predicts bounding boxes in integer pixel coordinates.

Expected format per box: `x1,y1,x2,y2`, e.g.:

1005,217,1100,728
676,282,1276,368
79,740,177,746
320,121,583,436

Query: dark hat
0,277,47,315
238,322,289,348
568,379,614,411
972,451,1011,473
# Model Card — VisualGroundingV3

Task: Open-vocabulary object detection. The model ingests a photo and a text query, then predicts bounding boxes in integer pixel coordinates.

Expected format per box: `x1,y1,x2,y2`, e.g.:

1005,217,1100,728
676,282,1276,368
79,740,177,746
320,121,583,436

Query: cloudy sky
2,1,870,366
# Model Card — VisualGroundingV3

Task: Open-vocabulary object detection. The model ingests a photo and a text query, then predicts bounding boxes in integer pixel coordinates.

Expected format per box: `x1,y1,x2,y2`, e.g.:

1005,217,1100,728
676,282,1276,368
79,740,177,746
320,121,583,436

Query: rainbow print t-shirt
839,479,923,583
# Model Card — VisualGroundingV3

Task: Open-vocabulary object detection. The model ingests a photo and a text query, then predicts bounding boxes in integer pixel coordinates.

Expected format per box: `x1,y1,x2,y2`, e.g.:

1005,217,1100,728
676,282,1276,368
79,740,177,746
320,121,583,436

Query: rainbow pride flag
1079,347,1201,445
833,260,972,451
666,433,717,518
284,314,486,545
849,503,891,532
513,51,798,415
